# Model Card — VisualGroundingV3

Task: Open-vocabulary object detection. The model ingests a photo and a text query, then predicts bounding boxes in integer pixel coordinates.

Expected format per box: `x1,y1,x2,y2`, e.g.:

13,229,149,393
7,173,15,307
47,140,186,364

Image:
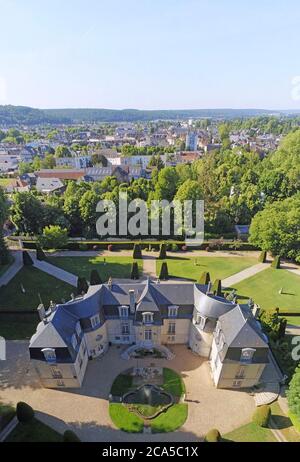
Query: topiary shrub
271,256,281,269
198,271,211,285
159,262,169,280
16,402,34,423
204,428,221,442
133,244,142,259
63,430,81,442
131,261,139,280
252,405,271,427
171,243,179,252
23,250,33,266
90,269,102,286
212,279,222,296
258,250,267,263
158,243,167,260
79,243,88,251
77,277,89,295
36,246,47,261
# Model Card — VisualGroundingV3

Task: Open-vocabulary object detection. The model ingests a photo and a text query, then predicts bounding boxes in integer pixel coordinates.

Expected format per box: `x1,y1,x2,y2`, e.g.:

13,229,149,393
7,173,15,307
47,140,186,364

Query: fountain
123,384,173,419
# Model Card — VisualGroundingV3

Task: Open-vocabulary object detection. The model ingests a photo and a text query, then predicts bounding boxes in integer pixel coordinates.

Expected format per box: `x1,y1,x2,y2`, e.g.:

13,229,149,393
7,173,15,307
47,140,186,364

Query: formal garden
47,255,143,281
109,368,187,433
156,255,257,281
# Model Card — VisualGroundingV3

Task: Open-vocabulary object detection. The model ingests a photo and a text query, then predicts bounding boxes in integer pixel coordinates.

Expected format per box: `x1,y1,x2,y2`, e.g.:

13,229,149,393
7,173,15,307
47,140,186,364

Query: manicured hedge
258,250,267,263
271,256,281,269
63,430,81,442
252,405,271,428
204,428,221,442
198,271,211,284
16,402,34,423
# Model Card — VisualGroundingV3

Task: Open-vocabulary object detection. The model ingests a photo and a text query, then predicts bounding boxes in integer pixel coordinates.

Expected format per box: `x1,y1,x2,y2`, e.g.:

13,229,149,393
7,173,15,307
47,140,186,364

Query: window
144,329,152,341
195,313,207,330
78,355,83,369
240,348,256,363
168,322,176,335
42,348,56,363
232,380,242,388
91,314,100,329
235,366,246,379
121,323,130,335
119,306,129,318
56,380,65,387
168,306,178,318
143,312,153,324
76,322,81,337
71,334,77,350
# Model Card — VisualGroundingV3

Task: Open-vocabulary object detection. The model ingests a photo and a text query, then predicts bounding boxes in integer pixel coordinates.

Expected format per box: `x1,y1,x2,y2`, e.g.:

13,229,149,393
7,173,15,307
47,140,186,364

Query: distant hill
0,105,299,126
44,107,277,123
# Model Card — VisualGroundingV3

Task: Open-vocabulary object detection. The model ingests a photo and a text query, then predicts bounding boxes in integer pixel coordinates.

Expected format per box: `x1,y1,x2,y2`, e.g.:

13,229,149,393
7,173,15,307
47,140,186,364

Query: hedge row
20,240,258,252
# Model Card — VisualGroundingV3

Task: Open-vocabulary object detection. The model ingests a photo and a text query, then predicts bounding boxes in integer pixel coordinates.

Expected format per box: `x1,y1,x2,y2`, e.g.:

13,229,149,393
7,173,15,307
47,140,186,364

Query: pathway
29,252,78,287
222,262,270,288
0,250,23,287
142,256,157,279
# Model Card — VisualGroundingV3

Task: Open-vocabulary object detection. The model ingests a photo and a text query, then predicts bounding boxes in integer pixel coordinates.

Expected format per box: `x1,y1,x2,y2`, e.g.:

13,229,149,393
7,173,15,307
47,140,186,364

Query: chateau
29,279,278,390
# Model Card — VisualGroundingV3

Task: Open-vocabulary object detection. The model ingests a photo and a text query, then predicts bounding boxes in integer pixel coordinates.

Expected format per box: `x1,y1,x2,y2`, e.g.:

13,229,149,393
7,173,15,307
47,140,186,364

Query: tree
11,192,44,234
133,244,142,259
287,365,300,421
90,269,102,285
36,246,47,261
91,153,108,167
23,251,33,266
154,167,179,202
158,243,167,260
0,233,9,265
55,145,71,158
249,193,300,260
131,261,139,280
38,225,68,250
259,309,286,341
159,262,169,280
204,429,221,442
77,277,89,295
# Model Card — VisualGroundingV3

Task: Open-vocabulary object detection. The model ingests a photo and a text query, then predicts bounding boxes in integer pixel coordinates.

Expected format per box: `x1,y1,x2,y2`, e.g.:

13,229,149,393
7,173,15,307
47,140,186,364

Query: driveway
0,342,255,442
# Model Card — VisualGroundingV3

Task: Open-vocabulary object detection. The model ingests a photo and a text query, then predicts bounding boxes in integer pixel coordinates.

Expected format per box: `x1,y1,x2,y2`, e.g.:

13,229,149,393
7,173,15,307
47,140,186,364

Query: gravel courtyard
0,341,255,442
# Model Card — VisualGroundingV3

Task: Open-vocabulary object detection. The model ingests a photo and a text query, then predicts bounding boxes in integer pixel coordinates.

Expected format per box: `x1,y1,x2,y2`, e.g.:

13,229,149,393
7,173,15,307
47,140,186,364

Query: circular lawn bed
109,368,188,433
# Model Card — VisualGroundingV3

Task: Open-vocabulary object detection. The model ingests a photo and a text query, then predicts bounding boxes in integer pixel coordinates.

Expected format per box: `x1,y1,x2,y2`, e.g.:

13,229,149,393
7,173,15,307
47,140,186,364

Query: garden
156,255,257,281
109,368,187,433
48,255,143,281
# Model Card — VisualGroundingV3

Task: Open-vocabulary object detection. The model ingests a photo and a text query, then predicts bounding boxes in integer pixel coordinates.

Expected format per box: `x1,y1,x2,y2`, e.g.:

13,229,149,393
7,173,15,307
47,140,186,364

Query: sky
0,0,300,110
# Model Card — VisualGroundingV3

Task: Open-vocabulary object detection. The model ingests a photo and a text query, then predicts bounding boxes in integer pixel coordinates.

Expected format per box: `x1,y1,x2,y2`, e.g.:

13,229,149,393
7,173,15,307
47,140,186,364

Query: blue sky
0,0,300,109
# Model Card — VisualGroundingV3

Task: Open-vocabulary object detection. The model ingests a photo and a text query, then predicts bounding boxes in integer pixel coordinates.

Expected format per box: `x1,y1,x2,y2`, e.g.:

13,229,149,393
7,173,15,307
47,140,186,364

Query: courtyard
0,342,256,442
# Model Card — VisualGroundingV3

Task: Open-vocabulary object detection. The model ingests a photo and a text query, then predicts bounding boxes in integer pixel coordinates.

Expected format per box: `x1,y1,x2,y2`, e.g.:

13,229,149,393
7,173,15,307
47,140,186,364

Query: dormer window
71,334,77,350
240,348,256,363
75,322,81,337
119,306,129,318
168,306,178,318
143,312,153,324
91,314,100,329
42,348,56,363
195,313,207,330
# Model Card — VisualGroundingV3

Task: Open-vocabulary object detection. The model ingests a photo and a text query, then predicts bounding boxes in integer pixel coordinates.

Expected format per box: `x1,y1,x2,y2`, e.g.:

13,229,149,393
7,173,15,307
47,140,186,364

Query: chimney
129,290,135,314
252,304,260,319
37,304,46,323
108,277,113,291
49,300,57,313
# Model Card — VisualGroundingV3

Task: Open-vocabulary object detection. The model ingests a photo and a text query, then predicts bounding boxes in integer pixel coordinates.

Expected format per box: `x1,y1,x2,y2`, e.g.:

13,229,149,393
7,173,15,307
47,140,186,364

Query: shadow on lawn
269,414,293,430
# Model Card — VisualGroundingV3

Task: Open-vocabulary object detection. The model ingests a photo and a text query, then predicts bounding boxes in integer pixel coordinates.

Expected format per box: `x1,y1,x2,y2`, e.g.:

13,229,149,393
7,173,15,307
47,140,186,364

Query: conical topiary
271,256,281,269
90,269,102,285
131,261,139,280
36,246,47,261
133,243,142,259
198,271,211,285
159,261,169,280
212,279,222,296
158,243,167,260
23,250,33,266
77,277,89,295
258,250,267,263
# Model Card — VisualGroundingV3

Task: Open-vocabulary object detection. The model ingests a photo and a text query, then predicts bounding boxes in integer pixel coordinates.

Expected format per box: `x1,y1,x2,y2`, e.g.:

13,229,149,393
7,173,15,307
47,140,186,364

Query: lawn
271,402,300,442
5,418,63,442
0,402,15,432
0,255,14,277
162,368,185,397
48,256,143,281
109,404,144,433
0,266,74,311
109,368,187,433
0,313,37,340
223,421,277,442
231,268,300,314
156,256,257,282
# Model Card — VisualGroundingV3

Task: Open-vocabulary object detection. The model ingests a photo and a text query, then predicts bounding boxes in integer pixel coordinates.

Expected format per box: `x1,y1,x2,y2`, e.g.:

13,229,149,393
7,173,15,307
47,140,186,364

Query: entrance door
144,329,152,341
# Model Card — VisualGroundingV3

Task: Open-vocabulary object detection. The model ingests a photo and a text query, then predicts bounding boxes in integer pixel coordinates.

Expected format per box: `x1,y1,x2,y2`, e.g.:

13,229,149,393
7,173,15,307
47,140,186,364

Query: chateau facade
29,279,276,389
